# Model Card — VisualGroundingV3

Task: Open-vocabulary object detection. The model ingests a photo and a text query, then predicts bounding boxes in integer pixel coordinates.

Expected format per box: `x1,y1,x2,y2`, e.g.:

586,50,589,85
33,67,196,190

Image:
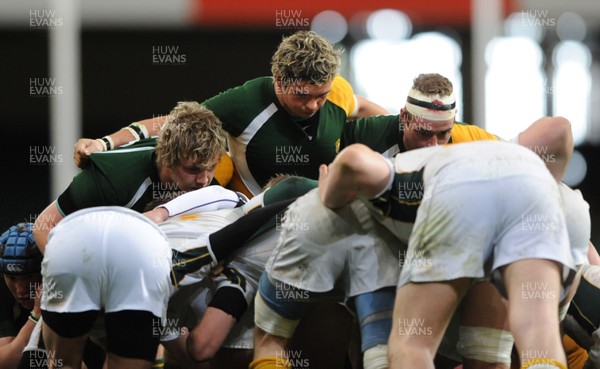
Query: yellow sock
248,356,291,369
521,358,567,369
151,357,165,369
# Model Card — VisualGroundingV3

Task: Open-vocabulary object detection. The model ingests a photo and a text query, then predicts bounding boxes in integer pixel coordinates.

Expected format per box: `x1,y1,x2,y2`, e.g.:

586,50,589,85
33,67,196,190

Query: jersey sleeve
327,75,357,118
56,167,116,216
341,115,400,153
450,123,499,143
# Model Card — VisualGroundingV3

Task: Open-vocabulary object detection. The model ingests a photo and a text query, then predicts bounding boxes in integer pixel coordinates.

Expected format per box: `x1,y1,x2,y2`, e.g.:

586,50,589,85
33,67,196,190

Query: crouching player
317,141,585,369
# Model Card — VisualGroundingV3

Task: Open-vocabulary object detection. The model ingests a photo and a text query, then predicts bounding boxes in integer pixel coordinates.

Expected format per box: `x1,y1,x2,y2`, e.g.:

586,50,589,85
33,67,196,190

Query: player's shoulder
327,75,356,117
451,121,498,142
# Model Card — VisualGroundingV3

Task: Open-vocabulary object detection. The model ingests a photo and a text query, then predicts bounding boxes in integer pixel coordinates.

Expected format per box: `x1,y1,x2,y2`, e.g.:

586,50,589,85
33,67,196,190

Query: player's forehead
179,152,220,169
285,78,332,95
407,114,454,132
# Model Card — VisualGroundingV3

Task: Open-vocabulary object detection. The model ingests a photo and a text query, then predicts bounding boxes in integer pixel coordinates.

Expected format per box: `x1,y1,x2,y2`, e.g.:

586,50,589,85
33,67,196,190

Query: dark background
1,27,599,247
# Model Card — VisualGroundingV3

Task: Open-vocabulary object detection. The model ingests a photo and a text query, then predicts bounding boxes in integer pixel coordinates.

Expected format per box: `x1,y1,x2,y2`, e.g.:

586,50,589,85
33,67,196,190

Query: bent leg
388,279,470,369
502,259,566,368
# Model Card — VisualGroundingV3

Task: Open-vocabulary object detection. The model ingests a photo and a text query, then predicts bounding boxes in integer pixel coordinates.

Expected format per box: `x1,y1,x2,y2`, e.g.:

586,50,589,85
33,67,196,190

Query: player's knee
457,326,513,366
254,293,300,338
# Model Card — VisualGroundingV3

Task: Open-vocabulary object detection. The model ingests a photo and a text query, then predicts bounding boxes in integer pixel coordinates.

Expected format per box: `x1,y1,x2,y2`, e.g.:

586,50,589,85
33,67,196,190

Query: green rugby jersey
204,76,356,196
341,115,498,157
57,147,165,216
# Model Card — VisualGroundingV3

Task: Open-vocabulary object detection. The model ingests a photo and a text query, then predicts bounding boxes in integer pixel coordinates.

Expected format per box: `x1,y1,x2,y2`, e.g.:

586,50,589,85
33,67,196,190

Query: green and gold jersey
341,115,498,157
204,76,356,197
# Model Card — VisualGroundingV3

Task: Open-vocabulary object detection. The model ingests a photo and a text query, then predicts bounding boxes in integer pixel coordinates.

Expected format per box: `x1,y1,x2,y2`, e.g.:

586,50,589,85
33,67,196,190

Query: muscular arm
0,320,37,369
73,116,167,167
353,96,389,118
318,143,392,209
0,284,41,369
32,202,64,254
516,116,573,181
187,306,238,362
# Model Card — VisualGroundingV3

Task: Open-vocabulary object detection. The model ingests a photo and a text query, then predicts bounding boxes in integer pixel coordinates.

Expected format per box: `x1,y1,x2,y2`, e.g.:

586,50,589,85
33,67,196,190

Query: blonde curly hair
156,101,227,168
271,31,341,86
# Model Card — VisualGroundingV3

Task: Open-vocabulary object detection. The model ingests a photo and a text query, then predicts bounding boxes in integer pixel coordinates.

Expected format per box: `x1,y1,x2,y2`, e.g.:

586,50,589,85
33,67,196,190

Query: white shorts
266,189,404,297
397,156,574,294
42,207,172,320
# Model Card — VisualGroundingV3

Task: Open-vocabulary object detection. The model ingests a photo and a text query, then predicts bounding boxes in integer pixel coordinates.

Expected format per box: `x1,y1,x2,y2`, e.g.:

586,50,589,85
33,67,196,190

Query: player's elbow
335,143,372,174
544,116,573,153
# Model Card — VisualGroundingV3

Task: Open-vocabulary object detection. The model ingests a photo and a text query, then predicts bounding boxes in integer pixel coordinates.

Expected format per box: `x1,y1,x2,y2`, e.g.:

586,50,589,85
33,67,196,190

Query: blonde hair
411,73,454,97
261,173,292,191
155,101,227,168
271,31,341,86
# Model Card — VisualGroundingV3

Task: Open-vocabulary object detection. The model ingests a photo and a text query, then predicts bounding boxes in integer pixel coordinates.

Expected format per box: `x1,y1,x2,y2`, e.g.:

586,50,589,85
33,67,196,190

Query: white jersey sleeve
158,185,244,217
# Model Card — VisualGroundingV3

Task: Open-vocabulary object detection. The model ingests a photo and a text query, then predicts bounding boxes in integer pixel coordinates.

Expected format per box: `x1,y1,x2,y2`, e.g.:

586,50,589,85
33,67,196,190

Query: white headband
405,88,456,121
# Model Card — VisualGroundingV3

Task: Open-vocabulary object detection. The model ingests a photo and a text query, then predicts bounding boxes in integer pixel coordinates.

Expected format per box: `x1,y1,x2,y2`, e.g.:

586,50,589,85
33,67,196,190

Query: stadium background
1,0,599,247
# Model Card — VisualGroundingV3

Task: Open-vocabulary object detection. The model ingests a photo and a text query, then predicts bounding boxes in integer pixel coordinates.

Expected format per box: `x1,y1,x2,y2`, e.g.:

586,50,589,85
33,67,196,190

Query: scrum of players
1,30,599,369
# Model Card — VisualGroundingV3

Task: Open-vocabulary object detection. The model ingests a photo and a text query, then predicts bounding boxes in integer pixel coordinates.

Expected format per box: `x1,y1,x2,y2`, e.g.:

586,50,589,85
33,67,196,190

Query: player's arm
353,95,389,118
589,242,600,265
318,143,392,209
187,307,237,362
144,186,247,223
32,201,64,254
513,116,573,181
73,117,166,167
0,289,41,369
